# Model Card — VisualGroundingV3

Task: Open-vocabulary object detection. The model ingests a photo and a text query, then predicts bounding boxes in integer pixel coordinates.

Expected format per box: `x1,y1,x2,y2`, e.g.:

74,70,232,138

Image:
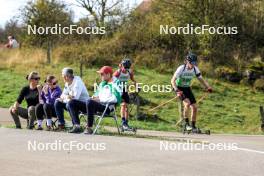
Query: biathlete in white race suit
113,58,137,130
171,53,213,133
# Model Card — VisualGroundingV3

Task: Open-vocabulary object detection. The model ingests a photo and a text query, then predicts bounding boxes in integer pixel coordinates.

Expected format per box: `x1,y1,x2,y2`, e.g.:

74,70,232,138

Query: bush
246,61,264,81
198,61,215,78
215,66,242,83
254,78,264,91
215,66,236,78
240,78,251,86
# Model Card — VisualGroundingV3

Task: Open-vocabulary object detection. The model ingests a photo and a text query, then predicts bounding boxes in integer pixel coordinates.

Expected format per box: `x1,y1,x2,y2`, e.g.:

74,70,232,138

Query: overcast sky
0,0,143,28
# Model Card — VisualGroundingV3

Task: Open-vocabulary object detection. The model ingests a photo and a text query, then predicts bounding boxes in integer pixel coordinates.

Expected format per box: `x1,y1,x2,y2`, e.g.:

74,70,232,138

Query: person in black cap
171,53,212,133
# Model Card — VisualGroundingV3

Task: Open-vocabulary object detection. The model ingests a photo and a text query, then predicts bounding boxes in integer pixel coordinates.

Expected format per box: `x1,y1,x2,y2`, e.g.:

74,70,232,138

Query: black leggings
86,99,111,127
36,103,56,120
177,86,196,105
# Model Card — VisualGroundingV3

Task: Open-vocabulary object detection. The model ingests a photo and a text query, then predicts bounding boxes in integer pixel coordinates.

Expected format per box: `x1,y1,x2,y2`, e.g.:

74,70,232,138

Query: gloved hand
176,90,183,97
207,87,213,93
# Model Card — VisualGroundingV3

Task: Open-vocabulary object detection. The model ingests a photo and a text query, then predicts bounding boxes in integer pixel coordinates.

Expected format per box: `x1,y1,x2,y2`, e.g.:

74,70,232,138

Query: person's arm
171,65,183,92
113,70,121,79
71,79,84,100
130,70,136,84
101,83,120,104
59,86,69,101
92,82,102,102
41,91,46,104
195,67,212,92
14,87,26,110
197,77,211,90
113,83,122,104
50,87,62,103
13,102,20,110
37,85,44,104
171,74,177,92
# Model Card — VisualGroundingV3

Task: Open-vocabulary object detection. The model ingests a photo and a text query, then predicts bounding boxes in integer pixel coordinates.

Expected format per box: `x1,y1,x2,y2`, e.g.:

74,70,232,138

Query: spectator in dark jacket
9,72,41,129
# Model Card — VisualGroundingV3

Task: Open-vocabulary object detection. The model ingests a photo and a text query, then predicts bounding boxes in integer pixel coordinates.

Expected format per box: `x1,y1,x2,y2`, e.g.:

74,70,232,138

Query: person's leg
183,99,191,122
28,106,36,129
190,103,197,128
121,102,126,124
121,91,130,126
182,98,192,130
86,99,108,128
43,103,53,127
54,100,66,126
188,88,197,129
35,104,45,129
67,99,87,126
9,106,28,128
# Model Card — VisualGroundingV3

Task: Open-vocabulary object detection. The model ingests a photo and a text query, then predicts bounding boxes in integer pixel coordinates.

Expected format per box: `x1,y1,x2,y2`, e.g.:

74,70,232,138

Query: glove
176,91,183,97
207,87,213,93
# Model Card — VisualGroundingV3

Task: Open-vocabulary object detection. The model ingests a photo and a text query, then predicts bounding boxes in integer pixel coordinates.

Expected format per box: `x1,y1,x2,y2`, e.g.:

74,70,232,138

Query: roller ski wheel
194,128,210,135
183,127,211,135
203,130,211,135
182,124,192,134
120,125,137,134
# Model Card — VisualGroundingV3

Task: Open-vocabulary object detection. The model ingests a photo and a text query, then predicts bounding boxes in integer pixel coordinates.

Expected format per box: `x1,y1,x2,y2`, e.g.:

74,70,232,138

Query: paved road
0,107,28,127
1,108,264,176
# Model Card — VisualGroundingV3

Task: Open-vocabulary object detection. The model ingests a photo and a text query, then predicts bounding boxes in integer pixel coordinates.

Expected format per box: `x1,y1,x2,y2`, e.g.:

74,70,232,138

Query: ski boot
183,123,193,134
120,123,137,134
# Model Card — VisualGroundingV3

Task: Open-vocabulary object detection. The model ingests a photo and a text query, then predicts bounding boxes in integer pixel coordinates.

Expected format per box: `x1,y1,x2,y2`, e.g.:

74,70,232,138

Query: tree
75,0,125,27
21,0,73,63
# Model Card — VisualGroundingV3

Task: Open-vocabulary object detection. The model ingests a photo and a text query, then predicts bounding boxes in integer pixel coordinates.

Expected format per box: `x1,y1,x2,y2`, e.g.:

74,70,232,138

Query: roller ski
120,123,137,134
183,123,210,135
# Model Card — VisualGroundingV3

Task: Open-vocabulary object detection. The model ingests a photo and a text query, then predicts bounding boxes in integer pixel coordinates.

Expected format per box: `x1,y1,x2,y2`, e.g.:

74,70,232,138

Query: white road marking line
236,147,264,154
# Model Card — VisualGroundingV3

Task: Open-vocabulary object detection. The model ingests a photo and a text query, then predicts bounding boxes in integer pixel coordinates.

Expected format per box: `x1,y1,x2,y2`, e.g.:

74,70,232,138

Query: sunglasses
48,81,58,85
32,77,40,81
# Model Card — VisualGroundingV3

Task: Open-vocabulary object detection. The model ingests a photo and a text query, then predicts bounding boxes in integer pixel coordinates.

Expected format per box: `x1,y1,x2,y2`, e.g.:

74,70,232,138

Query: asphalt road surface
1,108,264,176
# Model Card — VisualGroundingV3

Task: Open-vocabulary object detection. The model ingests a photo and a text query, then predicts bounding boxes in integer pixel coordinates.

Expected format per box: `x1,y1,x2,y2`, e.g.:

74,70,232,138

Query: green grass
1,64,264,135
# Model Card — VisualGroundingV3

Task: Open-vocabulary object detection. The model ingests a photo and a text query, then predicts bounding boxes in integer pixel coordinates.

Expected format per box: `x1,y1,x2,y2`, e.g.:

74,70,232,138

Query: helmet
186,53,198,65
121,58,132,69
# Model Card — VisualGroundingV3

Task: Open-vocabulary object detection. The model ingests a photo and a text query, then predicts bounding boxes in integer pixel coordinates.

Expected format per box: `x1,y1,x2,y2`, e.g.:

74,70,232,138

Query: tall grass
0,48,46,68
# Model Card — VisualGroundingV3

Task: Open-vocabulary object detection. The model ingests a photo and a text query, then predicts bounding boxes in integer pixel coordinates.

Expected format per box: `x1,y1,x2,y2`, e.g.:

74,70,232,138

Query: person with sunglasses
35,75,62,130
9,72,41,129
171,53,212,133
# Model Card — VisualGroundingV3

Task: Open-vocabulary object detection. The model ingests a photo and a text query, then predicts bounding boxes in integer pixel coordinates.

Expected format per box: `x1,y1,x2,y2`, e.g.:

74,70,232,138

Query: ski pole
196,92,209,104
149,96,178,112
175,92,209,126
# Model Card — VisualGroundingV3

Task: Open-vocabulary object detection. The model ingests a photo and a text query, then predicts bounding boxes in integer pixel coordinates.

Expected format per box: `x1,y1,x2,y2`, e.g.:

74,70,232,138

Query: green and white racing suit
173,64,202,104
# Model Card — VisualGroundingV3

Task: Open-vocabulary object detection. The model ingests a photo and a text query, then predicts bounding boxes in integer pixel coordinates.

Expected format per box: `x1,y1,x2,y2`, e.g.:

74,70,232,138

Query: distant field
1,63,263,134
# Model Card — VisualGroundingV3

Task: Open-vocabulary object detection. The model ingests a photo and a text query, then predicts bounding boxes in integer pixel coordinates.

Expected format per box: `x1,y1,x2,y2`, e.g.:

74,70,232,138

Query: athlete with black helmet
113,58,137,130
171,53,213,133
